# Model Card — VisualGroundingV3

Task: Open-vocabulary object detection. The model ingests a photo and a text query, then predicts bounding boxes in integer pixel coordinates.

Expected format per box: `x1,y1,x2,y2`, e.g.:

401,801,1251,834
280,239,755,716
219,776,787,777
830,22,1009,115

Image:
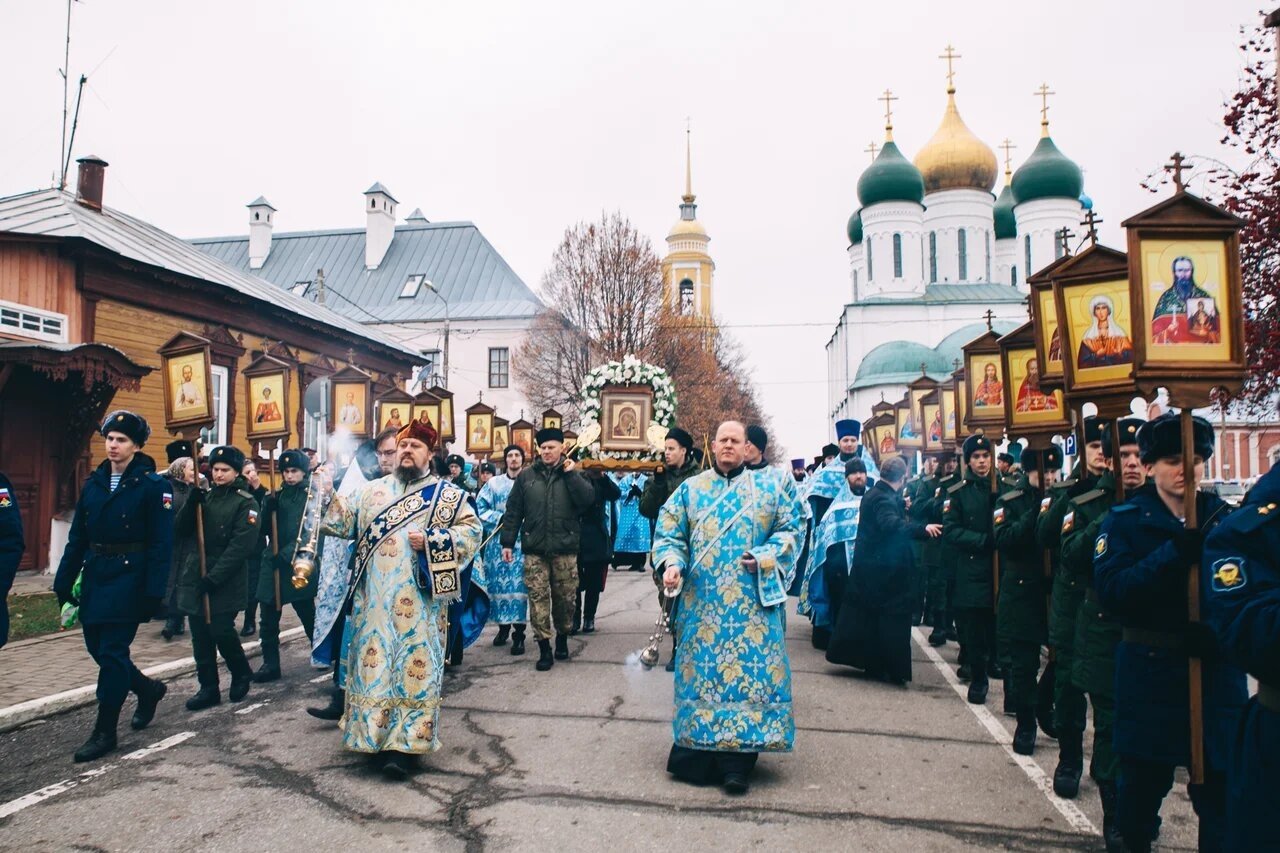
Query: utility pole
59,0,74,189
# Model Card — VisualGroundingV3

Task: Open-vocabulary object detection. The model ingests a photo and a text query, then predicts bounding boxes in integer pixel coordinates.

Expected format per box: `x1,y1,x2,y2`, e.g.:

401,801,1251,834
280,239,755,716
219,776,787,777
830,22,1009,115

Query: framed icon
244,360,290,441
599,386,653,452
159,333,214,430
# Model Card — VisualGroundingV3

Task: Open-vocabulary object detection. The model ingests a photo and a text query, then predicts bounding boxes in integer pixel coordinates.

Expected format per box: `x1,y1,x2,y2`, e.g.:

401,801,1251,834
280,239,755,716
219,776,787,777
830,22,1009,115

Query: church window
892,233,903,278
1011,266,1018,287
867,242,874,280
985,232,992,281
928,232,937,282
1054,233,1065,260
958,229,968,280
1024,235,1032,279
678,279,695,314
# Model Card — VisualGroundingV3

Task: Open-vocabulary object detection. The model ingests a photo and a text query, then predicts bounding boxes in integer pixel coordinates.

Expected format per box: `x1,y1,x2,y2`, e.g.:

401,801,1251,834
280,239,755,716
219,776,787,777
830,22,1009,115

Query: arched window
958,229,968,280
678,279,694,315
1011,266,1018,287
892,233,903,278
928,231,937,282
867,241,874,280
1024,235,1033,278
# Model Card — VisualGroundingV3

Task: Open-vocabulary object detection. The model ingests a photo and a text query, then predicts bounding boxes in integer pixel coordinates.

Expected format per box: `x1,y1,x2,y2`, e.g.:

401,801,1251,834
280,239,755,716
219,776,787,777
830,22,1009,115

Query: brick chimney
247,196,276,269
75,155,108,210
364,182,397,270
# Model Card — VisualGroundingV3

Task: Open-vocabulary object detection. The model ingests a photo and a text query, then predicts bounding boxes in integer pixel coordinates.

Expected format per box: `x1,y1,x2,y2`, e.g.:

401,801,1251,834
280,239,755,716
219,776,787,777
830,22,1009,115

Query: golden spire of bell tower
663,121,714,324
683,118,695,204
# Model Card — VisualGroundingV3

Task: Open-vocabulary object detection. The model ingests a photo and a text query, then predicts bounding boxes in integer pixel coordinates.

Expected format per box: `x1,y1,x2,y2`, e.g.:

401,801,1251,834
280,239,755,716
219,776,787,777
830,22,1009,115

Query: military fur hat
1137,412,1214,464
535,427,564,446
962,431,993,462
1102,418,1146,458
1021,446,1063,472
666,427,694,451
478,461,497,476
100,410,151,446
165,439,194,463
208,445,246,472
1082,416,1108,445
821,443,839,458
446,454,465,469
997,452,1015,465
746,424,768,453
278,449,309,472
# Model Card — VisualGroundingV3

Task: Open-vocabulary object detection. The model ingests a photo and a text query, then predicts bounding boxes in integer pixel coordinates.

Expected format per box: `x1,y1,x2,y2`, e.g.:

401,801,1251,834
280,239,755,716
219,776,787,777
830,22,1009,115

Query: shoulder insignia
1072,488,1107,507
237,489,256,501
1000,489,1024,502
1001,476,1021,487
1210,557,1247,593
934,487,942,499
247,508,259,525
161,492,173,510
1260,502,1277,516
1112,504,1139,514
1061,510,1075,534
946,481,966,495
1095,533,1107,558
1039,496,1052,515
992,506,1005,525
0,488,11,508
1051,478,1077,491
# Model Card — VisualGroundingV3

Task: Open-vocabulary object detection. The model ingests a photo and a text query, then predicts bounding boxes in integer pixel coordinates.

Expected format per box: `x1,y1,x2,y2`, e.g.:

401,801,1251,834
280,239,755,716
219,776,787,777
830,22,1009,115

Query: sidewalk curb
0,627,307,734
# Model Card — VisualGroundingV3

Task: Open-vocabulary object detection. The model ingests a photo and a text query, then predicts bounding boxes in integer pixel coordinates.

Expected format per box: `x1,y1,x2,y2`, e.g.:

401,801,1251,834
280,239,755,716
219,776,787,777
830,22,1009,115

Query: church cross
345,348,357,365
1055,226,1076,256
920,361,929,376
879,89,899,137
1079,209,1102,246
1034,83,1055,128
953,358,962,371
939,44,962,91
983,309,995,330
865,140,879,162
999,138,1016,173
1165,152,1188,192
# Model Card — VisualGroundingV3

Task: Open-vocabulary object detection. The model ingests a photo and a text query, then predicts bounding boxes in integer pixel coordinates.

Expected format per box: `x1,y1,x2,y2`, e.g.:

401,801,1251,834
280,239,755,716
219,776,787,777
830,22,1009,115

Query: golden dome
668,217,707,239
914,91,998,194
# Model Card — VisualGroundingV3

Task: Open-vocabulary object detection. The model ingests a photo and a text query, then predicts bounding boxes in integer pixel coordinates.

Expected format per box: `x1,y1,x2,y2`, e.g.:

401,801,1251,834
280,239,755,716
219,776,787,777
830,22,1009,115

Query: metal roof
0,188,420,360
364,182,398,202
191,221,543,324
855,283,1029,306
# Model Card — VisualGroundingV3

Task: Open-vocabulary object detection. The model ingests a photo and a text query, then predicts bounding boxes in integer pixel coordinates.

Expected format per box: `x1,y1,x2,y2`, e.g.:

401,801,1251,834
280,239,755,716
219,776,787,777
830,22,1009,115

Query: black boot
448,635,463,667
956,664,972,682
554,634,570,660
811,626,831,650
927,625,947,646
536,639,554,671
307,688,344,720
988,661,1005,680
582,591,599,633
74,703,121,763
186,666,221,711
493,624,511,647
571,594,582,635
1012,706,1037,755
510,625,526,656
381,751,417,781
1003,681,1016,716
665,639,677,673
252,663,281,683
229,666,252,702
966,677,989,705
161,615,183,640
1098,780,1125,852
1052,735,1083,799
131,678,167,730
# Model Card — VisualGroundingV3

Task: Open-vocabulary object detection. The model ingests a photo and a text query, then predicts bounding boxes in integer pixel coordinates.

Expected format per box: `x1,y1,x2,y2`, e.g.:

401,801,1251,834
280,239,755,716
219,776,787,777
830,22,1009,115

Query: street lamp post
423,279,450,389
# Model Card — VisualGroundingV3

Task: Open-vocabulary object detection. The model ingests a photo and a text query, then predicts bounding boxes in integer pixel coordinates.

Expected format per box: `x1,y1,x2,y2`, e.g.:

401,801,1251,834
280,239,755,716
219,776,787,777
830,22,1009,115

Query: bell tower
661,125,715,322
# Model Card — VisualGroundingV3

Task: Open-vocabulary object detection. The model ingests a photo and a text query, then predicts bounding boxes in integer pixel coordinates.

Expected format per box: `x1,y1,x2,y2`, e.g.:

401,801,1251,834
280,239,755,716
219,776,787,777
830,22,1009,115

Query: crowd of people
8,402,1277,851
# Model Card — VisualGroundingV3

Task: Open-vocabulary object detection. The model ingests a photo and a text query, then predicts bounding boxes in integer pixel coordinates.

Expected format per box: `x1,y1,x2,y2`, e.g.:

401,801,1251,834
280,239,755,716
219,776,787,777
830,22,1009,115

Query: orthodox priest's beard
395,462,426,483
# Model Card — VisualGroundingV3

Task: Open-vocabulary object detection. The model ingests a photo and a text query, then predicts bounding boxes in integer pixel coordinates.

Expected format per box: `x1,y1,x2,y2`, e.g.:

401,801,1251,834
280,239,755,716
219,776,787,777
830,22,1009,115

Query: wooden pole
1110,420,1126,502
270,445,282,612
195,502,212,626
1181,408,1205,785
990,458,1000,602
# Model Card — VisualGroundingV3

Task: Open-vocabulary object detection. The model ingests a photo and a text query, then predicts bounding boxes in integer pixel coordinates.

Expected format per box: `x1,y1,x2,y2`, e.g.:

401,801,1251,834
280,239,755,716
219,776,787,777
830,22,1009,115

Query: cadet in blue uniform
1203,463,1280,852
54,411,173,762
0,470,24,650
1094,412,1245,853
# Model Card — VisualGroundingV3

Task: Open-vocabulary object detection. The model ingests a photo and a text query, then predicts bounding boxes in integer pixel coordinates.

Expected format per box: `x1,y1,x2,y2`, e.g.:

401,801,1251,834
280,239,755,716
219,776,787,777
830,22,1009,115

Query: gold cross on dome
999,138,1016,172
1034,84,1055,127
939,44,961,91
865,140,879,162
879,89,899,135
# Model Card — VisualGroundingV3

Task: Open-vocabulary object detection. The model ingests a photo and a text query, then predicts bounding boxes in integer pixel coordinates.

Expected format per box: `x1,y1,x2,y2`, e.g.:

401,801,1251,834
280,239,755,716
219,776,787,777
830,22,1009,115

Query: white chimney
247,196,276,270
364,182,397,270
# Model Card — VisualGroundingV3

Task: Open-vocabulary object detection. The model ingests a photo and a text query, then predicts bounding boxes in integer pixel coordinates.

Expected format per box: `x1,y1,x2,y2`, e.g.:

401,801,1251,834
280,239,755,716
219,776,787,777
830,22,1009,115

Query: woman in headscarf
161,457,198,640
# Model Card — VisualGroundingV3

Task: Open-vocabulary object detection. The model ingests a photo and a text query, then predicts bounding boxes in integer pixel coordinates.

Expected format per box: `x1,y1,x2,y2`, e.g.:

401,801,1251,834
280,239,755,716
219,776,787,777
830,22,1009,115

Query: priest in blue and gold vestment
319,418,482,780
653,421,803,795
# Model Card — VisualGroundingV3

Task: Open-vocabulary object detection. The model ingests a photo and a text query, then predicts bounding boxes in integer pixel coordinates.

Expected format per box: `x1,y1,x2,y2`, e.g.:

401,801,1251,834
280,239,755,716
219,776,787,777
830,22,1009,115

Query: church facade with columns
827,54,1093,432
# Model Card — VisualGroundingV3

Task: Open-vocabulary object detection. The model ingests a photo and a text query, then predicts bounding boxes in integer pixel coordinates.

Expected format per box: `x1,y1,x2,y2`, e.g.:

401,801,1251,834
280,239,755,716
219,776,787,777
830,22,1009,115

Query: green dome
852,340,950,388
857,141,925,208
1011,135,1083,204
847,210,863,245
993,183,1016,239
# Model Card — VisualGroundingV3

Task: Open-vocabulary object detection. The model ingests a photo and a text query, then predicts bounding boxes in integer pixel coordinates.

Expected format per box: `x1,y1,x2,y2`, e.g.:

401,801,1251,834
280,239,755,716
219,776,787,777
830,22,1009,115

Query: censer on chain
290,471,329,589
638,582,681,668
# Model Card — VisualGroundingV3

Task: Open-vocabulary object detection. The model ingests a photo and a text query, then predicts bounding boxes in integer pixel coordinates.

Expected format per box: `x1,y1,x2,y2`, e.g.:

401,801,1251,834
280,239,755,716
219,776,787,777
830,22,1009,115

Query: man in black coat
54,411,173,762
575,469,620,634
0,470,24,649
829,456,941,684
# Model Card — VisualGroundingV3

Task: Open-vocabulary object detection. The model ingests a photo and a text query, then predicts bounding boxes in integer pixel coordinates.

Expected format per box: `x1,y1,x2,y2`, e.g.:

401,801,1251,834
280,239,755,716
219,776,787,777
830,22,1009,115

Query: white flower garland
577,354,677,460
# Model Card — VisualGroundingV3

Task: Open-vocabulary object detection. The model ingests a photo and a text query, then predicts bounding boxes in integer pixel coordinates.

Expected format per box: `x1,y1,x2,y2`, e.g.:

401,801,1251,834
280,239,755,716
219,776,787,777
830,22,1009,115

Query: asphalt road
0,573,1201,852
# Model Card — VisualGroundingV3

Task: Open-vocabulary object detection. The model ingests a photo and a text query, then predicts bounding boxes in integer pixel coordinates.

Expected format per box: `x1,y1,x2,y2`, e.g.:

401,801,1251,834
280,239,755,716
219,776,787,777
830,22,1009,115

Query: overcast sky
2,1,1268,460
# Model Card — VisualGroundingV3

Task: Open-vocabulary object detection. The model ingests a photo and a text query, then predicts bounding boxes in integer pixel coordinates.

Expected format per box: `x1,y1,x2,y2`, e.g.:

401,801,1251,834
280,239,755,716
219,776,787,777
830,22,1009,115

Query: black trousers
667,745,758,785
189,612,251,685
82,622,146,708
258,598,316,669
578,560,607,594
329,610,348,687
1118,756,1226,853
956,607,996,682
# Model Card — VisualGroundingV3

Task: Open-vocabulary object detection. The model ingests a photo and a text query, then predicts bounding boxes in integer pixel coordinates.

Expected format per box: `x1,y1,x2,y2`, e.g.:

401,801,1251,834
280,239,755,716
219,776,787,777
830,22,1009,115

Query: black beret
1082,416,1108,445
209,445,246,472
100,410,150,446
535,427,564,445
165,439,194,463
962,431,993,462
666,427,694,451
446,454,465,468
746,425,768,452
1021,446,1063,472
503,444,525,459
844,458,867,476
1102,418,1146,458
822,443,839,458
1137,412,1214,464
278,449,309,472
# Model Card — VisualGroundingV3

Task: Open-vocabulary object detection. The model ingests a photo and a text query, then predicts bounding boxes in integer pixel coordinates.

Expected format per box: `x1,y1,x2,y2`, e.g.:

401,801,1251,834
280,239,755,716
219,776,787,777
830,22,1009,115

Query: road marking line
0,731,196,819
911,627,1099,836
234,701,270,715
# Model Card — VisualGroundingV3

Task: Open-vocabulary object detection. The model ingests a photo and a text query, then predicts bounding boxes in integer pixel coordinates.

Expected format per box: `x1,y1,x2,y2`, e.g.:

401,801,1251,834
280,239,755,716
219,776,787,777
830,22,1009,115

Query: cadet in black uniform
1202,462,1280,852
175,445,259,710
943,433,998,704
0,469,24,650
1094,413,1245,853
54,411,173,762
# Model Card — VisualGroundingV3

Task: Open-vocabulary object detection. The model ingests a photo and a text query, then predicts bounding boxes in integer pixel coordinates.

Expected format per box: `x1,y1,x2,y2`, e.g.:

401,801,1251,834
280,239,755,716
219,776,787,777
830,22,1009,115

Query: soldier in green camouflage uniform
1037,416,1109,799
993,446,1062,755
943,434,997,705
905,454,942,627
1062,417,1144,850
924,454,961,647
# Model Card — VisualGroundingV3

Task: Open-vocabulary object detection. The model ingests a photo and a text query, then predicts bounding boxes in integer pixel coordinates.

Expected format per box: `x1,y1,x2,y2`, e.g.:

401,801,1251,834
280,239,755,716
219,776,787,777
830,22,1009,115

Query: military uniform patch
993,506,1005,525
1039,496,1051,514
1095,534,1107,557
248,509,259,525
942,499,951,515
1061,511,1074,534
1210,557,1247,592
162,492,173,510
0,488,10,508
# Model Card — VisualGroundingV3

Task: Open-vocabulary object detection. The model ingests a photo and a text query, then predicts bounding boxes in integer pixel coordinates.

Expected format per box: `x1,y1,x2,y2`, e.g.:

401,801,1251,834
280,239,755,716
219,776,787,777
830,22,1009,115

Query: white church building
827,75,1092,429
